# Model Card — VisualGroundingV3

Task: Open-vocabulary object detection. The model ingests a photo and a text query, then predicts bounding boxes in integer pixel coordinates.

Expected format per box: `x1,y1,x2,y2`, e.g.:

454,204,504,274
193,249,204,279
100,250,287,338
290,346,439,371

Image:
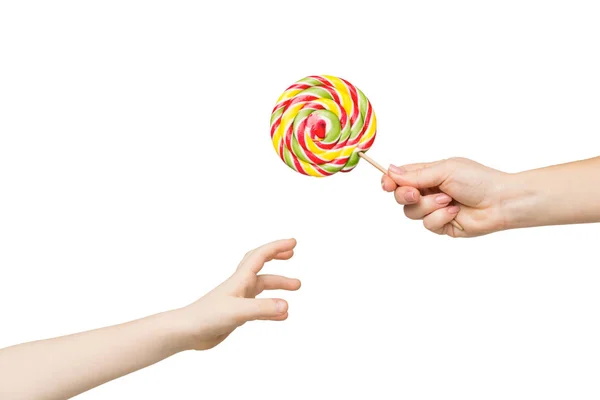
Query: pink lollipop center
309,117,327,140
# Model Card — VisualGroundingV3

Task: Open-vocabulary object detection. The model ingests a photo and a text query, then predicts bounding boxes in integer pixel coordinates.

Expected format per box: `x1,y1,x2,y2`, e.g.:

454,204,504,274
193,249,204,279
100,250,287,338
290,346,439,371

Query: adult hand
381,157,511,237
382,156,600,237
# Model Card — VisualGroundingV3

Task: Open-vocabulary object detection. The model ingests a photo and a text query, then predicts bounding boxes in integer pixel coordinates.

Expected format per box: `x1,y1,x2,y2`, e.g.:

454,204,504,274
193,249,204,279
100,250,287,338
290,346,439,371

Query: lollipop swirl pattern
270,75,377,177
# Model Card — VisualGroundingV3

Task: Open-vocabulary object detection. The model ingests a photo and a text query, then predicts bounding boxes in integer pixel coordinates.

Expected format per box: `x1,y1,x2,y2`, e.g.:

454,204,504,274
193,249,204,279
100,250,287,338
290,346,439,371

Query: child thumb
239,298,288,321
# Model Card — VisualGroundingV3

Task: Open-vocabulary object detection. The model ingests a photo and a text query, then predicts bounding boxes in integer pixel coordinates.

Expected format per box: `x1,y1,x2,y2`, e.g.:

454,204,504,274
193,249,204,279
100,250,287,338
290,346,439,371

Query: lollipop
270,74,381,177
269,74,463,231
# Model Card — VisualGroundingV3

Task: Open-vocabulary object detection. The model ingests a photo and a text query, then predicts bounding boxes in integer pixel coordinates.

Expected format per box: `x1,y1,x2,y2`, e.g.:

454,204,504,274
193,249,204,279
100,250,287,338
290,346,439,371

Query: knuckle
256,300,267,313
255,280,265,294
412,168,428,186
445,157,467,168
403,206,418,220
445,227,458,238
260,300,276,314
423,218,436,232
394,189,404,204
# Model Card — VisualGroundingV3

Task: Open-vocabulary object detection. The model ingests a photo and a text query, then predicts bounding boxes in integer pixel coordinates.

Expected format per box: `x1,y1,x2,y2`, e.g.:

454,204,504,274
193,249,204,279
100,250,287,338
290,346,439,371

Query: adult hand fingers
381,174,397,192
392,186,420,205
388,160,449,189
403,193,453,220
422,206,461,234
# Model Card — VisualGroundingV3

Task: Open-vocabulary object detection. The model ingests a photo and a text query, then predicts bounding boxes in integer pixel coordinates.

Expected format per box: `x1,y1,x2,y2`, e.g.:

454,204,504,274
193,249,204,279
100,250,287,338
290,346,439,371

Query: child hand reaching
177,238,301,351
0,238,300,400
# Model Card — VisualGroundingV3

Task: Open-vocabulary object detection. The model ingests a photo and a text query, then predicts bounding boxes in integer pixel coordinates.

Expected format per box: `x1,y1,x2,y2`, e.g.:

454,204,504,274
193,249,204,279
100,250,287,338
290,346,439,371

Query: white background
1,1,600,399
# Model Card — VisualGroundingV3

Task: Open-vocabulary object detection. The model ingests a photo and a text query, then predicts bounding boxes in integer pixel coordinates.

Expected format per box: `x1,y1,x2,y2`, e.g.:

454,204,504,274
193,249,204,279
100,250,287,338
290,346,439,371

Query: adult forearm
0,309,187,400
503,157,600,229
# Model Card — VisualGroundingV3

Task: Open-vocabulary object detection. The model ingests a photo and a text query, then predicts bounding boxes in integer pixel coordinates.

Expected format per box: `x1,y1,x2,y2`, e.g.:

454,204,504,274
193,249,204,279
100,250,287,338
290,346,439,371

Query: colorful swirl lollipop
269,74,464,231
270,75,379,177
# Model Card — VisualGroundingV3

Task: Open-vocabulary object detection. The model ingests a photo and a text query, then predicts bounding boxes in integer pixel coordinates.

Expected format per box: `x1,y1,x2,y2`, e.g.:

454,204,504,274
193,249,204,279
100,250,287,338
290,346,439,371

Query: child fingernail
276,300,286,313
448,206,460,214
388,164,405,175
435,194,452,204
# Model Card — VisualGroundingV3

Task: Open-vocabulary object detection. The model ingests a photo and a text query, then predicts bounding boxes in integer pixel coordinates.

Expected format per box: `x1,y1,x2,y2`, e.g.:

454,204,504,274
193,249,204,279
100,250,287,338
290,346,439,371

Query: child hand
381,158,511,237
0,238,301,399
175,238,301,351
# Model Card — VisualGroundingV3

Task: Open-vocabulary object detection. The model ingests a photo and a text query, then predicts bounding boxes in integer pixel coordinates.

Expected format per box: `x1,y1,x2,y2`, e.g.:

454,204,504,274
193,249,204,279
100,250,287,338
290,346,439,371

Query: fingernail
275,300,286,313
435,194,452,204
388,164,405,175
404,191,417,202
448,206,460,214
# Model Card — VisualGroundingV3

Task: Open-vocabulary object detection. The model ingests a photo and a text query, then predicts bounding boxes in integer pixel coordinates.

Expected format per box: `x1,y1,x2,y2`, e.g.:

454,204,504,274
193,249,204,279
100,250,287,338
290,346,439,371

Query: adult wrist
497,170,542,231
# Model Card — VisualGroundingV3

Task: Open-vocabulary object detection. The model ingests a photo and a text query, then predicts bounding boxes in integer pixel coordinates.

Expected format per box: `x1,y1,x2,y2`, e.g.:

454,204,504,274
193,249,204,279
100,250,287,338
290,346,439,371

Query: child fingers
256,238,297,260
239,238,297,273
250,238,297,261
273,250,294,260
403,193,453,220
257,275,301,294
240,298,289,321
265,312,289,321
422,206,461,234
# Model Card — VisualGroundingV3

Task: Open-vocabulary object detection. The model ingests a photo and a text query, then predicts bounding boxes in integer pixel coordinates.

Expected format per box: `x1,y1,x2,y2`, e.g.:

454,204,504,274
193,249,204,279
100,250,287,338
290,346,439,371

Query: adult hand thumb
387,162,449,189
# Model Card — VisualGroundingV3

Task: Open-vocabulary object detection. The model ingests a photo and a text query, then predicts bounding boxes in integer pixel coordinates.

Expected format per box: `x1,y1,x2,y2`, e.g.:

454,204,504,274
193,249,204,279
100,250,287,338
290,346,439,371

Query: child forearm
503,156,600,229
0,238,300,400
0,309,187,400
